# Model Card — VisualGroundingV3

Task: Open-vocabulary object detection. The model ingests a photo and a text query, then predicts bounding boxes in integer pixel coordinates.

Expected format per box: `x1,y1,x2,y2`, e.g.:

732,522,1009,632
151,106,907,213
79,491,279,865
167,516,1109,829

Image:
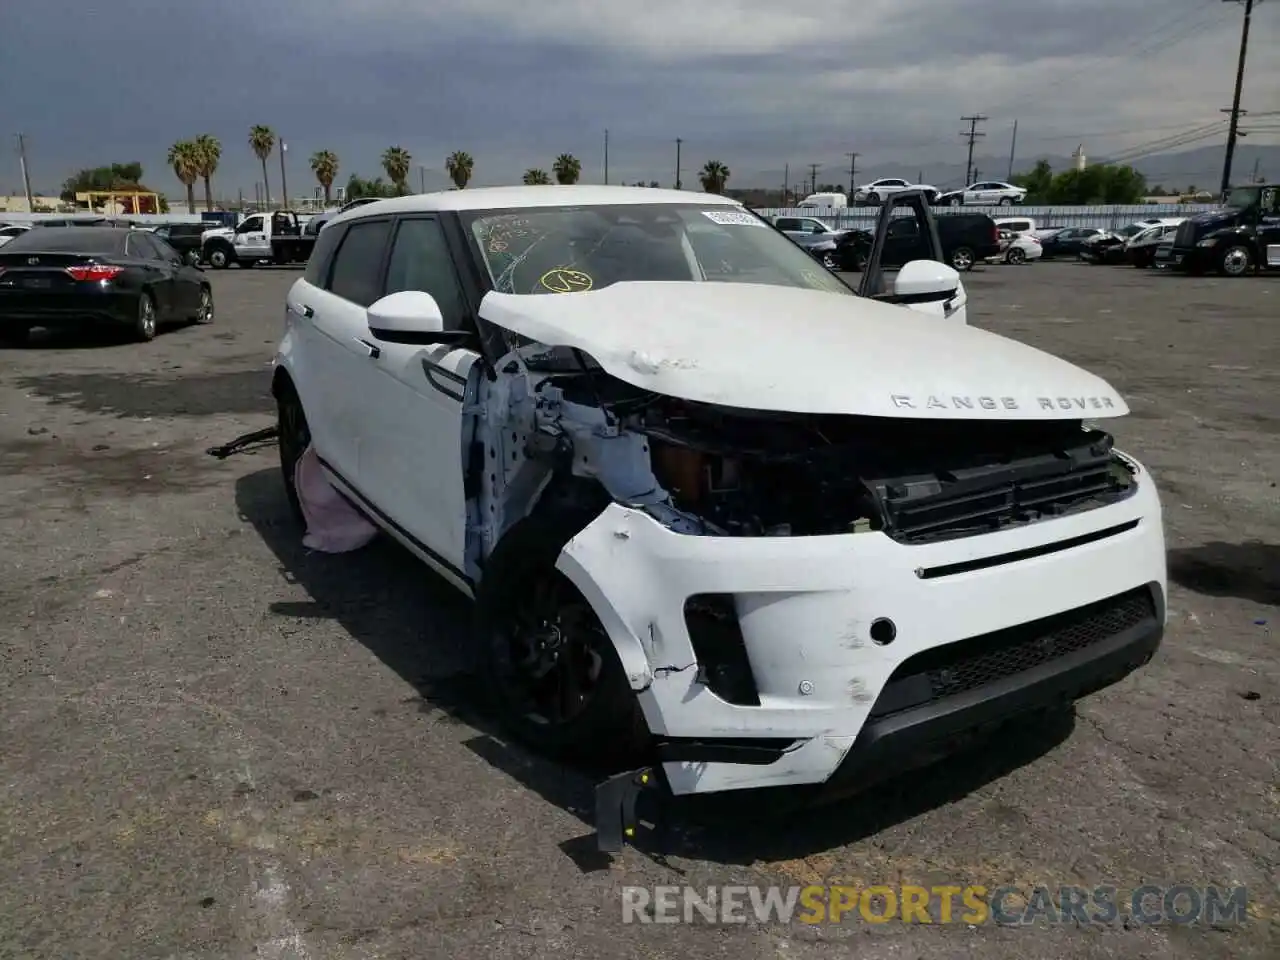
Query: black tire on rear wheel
134,293,157,341
276,384,309,526
194,286,214,324
475,508,649,770
185,249,202,267
950,246,976,271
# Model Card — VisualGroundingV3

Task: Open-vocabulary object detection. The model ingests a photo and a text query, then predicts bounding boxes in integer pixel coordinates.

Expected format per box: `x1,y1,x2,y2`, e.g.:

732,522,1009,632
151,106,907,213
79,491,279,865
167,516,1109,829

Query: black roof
2,226,130,254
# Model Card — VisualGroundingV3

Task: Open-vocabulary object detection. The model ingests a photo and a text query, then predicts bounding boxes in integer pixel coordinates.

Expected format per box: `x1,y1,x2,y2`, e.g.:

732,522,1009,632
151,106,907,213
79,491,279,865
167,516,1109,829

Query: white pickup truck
201,210,317,269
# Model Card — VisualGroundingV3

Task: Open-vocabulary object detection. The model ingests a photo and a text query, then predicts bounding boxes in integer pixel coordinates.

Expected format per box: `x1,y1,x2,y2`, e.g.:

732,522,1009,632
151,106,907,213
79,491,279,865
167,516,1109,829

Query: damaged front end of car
465,282,1167,851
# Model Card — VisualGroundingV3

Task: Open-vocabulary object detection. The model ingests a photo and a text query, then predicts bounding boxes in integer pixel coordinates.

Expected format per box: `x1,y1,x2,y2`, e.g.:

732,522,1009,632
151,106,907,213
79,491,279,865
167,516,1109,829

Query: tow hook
595,766,663,852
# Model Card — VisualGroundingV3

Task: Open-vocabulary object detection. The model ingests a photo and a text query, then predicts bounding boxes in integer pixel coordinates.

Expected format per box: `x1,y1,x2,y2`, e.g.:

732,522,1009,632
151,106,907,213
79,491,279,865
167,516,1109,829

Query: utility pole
960,115,988,185
675,138,682,189
1007,119,1019,180
1252,157,1261,183
15,133,34,213
279,139,289,210
1220,0,1259,198
783,162,790,206
419,166,426,193
604,130,609,185
845,152,859,198
808,163,820,195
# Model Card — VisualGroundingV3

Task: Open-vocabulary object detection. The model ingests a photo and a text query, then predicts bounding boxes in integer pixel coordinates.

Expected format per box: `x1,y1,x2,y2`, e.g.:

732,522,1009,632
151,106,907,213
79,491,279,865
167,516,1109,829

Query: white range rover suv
272,185,1166,818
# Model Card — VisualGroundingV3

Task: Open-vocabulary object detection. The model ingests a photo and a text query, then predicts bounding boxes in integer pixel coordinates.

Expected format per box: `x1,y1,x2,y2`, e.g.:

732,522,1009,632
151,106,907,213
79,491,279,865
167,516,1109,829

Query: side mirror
367,290,468,345
894,260,960,300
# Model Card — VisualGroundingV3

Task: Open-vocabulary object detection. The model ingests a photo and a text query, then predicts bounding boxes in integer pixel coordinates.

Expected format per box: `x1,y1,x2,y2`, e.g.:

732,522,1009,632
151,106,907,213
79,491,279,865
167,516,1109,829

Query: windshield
1117,224,1147,238
1224,186,1260,209
461,203,853,297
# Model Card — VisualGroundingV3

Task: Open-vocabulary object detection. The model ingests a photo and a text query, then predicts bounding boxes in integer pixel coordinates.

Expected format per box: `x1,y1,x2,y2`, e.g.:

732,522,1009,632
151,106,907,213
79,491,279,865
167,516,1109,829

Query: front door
350,215,479,583
233,215,270,261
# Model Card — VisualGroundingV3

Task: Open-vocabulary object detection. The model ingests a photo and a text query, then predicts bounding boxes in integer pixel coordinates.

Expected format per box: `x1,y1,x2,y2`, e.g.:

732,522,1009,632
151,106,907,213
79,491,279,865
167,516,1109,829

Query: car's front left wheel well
271,366,295,401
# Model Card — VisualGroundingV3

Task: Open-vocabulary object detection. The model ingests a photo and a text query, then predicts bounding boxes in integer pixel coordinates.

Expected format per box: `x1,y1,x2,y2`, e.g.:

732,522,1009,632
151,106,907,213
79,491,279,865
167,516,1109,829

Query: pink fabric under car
294,444,377,552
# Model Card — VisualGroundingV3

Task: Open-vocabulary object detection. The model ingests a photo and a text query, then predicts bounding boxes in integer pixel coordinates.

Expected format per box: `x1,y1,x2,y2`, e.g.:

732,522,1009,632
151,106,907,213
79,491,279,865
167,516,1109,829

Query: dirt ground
1,261,1276,960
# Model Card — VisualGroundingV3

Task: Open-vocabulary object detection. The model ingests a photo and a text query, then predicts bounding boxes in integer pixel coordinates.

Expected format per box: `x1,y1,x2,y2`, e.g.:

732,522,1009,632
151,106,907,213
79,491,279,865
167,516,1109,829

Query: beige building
0,195,66,214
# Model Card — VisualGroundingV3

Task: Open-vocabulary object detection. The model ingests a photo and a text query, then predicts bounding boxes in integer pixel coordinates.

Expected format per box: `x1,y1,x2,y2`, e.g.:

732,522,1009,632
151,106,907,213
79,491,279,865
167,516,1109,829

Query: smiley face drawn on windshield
540,268,594,293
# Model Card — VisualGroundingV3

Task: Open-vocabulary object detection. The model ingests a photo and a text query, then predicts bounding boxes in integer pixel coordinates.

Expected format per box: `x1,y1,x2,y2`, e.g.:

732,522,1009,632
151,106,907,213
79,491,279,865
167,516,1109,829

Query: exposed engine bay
517,366,1138,545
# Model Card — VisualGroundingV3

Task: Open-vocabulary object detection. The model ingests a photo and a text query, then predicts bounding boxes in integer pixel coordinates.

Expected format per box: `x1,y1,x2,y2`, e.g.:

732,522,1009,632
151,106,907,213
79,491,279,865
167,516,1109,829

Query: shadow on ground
15,369,273,418
234,466,1074,870
1168,541,1280,607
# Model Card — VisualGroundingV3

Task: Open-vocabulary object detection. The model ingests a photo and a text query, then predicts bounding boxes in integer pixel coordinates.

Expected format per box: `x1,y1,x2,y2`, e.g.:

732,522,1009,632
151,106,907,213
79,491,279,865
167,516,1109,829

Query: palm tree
193,134,220,211
552,154,581,185
167,140,199,214
446,151,474,189
310,150,340,204
522,168,551,185
249,125,276,204
699,161,730,194
381,146,412,194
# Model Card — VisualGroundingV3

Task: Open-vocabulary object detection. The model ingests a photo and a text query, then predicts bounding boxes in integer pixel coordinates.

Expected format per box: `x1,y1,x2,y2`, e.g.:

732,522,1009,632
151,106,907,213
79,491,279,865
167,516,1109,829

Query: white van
797,192,848,209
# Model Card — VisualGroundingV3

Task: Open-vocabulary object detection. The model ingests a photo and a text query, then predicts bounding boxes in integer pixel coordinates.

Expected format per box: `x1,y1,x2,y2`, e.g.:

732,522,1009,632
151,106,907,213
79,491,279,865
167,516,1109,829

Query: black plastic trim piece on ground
207,425,280,459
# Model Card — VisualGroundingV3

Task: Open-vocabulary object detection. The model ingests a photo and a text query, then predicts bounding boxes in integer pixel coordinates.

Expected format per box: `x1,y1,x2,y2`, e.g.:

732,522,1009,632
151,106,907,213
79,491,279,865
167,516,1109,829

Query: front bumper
558,460,1166,795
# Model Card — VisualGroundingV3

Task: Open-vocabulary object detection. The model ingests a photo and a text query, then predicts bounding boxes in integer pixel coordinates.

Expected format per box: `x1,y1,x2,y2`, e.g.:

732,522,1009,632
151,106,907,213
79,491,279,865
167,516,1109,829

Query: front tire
276,383,309,526
1006,246,1026,264
999,197,1013,206
133,293,157,341
184,248,202,267
1218,244,1252,277
948,197,962,207
475,509,649,769
867,193,880,205
821,251,837,269
950,246,976,271
207,245,233,269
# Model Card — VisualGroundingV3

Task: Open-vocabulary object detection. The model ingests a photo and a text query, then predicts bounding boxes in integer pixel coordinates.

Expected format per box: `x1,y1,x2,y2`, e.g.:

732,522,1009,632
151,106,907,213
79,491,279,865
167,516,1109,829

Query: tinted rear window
3,228,128,254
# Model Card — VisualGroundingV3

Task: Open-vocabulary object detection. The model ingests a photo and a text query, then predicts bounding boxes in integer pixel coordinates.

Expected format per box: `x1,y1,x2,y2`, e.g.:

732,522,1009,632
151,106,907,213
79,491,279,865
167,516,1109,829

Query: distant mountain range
742,143,1279,193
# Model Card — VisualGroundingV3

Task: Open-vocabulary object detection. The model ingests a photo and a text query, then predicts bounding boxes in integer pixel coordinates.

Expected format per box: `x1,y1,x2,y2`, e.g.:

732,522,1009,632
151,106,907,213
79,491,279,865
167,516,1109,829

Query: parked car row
798,180,1029,209
778,206,1004,273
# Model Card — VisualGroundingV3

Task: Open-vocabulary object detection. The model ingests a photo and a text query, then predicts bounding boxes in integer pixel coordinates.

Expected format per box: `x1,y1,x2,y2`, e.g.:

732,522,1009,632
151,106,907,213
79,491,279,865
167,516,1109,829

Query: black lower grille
868,587,1157,720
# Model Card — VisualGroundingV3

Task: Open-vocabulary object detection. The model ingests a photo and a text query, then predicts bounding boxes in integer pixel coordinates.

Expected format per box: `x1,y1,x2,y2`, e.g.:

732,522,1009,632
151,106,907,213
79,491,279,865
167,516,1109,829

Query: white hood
478,282,1129,420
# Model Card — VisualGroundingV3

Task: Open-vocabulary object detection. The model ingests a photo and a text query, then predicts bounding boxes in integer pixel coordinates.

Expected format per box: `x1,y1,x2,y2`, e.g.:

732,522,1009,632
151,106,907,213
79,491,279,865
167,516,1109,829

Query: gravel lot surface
1,261,1276,959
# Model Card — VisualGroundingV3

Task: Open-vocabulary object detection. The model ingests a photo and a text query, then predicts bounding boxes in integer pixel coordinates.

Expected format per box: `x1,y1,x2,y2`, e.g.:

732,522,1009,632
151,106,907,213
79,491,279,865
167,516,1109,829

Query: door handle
291,303,313,318
355,338,381,359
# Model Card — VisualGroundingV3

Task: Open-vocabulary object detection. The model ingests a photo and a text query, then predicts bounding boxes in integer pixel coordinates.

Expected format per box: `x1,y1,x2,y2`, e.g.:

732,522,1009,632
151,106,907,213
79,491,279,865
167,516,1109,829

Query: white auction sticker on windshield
701,209,766,226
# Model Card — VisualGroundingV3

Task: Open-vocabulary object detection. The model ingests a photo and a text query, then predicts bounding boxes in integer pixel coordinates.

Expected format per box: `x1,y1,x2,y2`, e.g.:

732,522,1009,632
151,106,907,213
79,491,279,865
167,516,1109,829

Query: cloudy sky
1,0,1277,198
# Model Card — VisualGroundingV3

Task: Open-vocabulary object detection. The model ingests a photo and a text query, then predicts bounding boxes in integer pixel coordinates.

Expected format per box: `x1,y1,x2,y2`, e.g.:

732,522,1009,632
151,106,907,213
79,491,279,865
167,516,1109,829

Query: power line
960,116,987,185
